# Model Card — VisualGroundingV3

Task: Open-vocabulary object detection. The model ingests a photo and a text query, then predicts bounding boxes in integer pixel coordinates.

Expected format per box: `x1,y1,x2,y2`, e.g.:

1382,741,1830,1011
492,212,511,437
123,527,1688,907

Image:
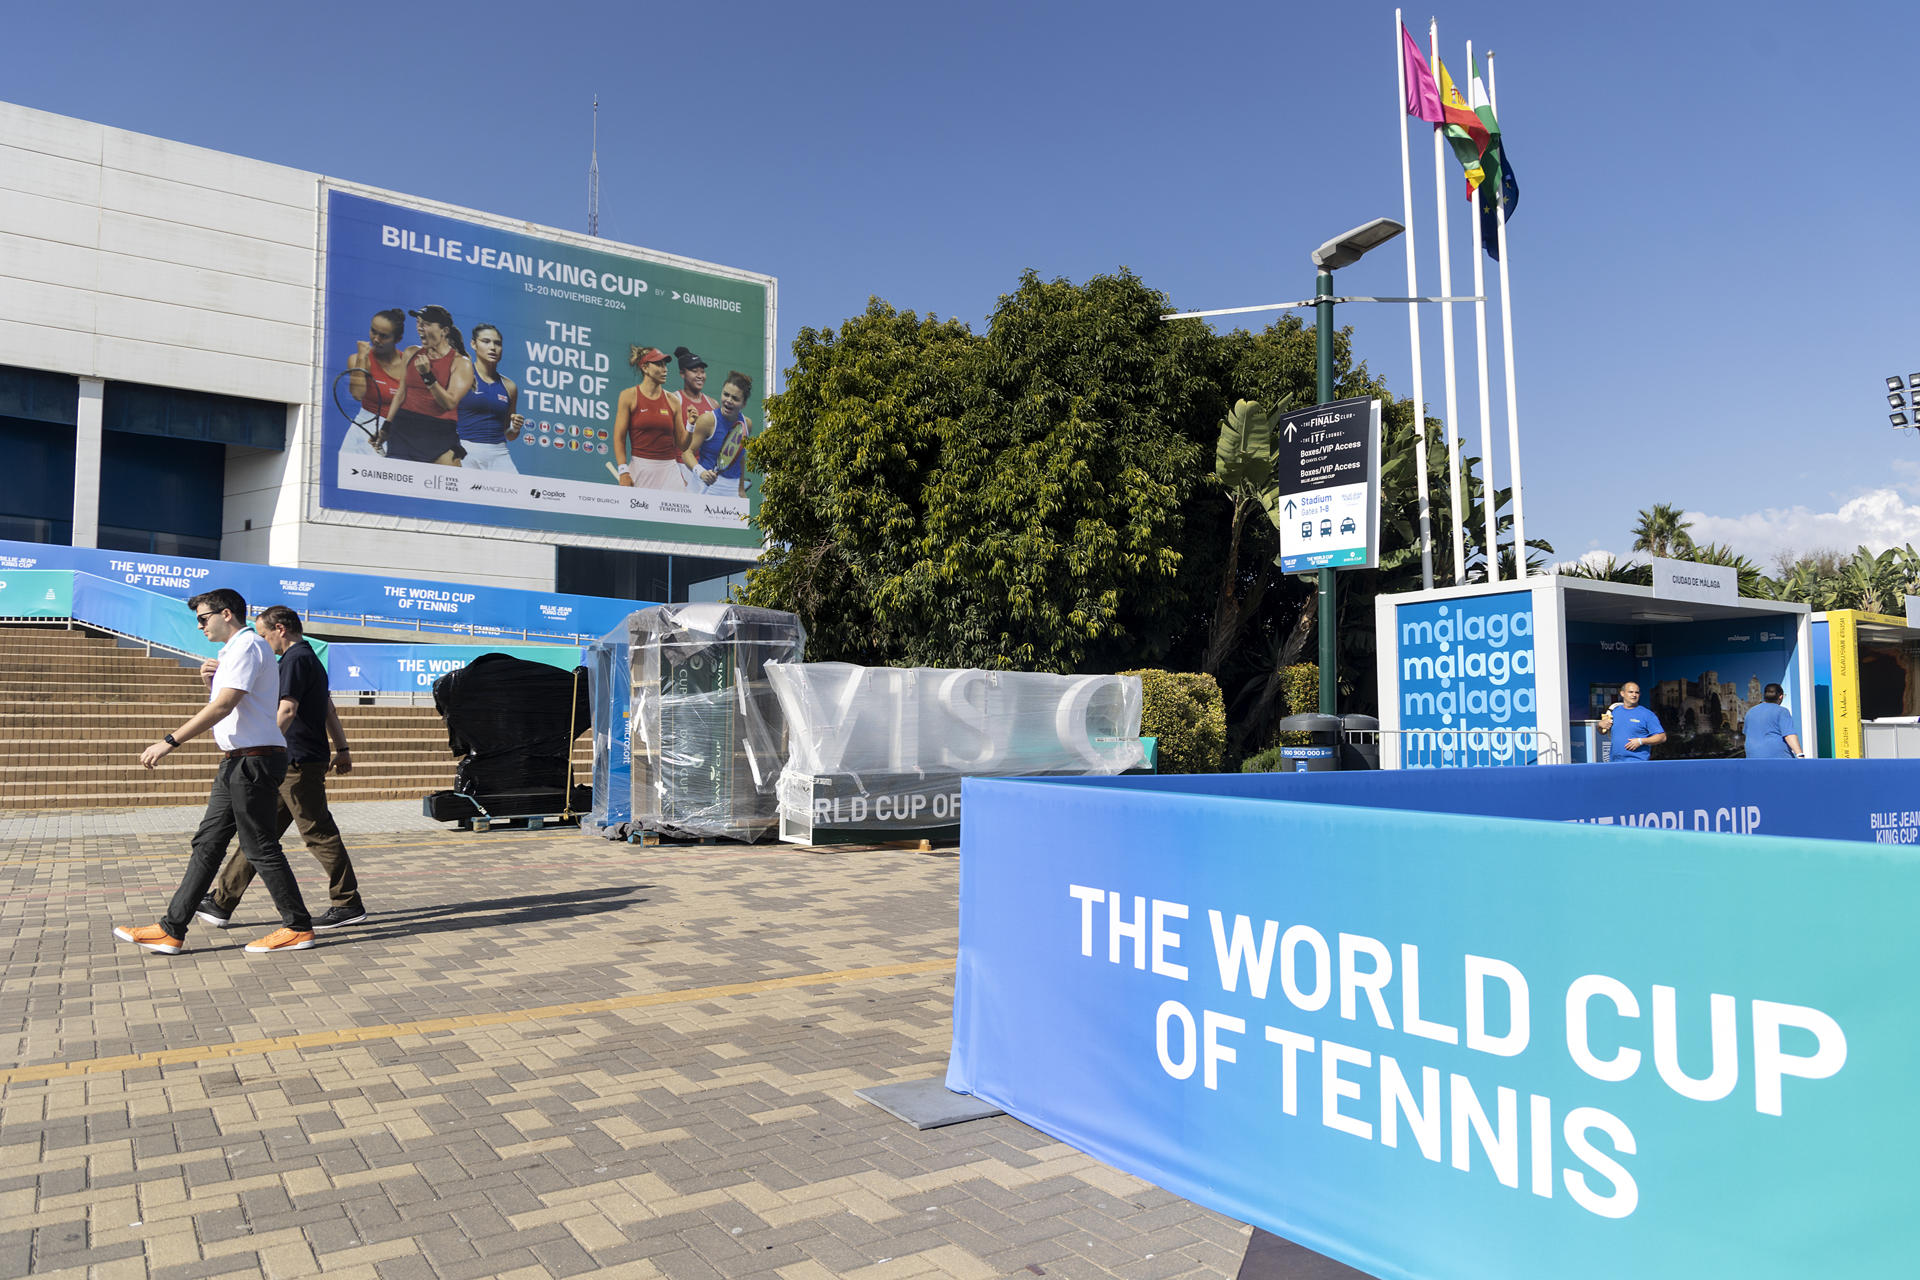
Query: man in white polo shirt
114,587,316,955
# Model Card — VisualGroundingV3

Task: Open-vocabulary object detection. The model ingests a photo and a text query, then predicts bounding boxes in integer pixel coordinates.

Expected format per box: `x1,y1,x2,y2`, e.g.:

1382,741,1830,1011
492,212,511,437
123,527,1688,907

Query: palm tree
1630,503,1695,560
1685,542,1772,599
1563,553,1651,585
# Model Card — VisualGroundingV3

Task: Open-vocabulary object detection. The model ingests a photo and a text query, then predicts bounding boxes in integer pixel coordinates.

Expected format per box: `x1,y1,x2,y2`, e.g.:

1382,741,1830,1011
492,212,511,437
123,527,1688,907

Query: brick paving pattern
0,817,1254,1279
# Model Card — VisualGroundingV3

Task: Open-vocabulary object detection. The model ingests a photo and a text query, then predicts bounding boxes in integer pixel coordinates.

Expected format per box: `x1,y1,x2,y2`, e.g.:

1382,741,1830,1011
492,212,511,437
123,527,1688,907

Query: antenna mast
587,97,600,237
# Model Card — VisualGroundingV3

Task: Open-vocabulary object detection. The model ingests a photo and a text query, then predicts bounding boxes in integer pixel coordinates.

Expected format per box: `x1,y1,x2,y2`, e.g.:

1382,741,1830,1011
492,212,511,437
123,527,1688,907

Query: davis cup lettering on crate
1067,885,1850,1221
811,791,961,825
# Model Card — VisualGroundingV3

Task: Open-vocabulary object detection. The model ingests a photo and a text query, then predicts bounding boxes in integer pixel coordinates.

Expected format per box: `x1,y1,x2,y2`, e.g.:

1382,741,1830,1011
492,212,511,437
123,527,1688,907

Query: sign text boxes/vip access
1275,397,1380,574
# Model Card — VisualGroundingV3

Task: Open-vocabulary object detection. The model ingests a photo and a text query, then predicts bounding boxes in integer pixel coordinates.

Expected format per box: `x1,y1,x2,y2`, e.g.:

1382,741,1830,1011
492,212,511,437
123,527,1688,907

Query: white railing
1863,720,1920,760
1360,726,1561,769
300,609,590,645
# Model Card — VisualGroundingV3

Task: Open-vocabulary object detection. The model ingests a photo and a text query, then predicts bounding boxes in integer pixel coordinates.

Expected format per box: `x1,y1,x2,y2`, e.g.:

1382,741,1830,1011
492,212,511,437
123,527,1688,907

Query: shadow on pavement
333,883,652,942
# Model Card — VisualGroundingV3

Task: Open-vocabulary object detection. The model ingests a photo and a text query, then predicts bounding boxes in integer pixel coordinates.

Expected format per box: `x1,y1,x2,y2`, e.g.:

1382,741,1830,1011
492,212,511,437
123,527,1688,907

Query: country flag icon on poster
539,436,550,447
569,440,579,451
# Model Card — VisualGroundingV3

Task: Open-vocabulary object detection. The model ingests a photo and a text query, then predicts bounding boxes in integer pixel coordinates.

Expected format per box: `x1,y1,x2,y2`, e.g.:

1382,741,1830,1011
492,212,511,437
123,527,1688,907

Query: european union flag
1481,147,1519,261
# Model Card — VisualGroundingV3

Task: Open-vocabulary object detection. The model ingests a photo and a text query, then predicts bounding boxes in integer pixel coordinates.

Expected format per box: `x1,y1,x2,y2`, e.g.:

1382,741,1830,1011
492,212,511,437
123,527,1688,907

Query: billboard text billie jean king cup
320,189,771,549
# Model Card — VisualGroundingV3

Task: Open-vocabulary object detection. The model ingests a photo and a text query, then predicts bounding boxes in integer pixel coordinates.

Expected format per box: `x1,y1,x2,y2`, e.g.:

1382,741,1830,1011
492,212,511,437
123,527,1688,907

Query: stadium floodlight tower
1888,374,1920,430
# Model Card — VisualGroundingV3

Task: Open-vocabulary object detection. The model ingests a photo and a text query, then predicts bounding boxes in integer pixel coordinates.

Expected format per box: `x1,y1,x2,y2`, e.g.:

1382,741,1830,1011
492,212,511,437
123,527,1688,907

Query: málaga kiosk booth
1372,566,1815,768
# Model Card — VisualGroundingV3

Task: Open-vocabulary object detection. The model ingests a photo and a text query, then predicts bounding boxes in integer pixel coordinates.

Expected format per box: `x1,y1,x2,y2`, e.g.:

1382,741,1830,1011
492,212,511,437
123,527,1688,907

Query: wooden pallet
458,812,582,833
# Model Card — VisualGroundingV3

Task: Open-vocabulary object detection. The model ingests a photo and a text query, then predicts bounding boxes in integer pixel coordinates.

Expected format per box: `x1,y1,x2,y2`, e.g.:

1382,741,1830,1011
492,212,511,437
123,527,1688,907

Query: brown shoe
114,924,184,955
244,927,316,954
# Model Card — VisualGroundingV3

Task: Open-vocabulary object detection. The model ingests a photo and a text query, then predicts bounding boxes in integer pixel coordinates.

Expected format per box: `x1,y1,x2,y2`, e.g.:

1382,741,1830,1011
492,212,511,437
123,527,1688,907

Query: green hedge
1240,744,1285,773
1122,669,1225,775
1244,662,1322,767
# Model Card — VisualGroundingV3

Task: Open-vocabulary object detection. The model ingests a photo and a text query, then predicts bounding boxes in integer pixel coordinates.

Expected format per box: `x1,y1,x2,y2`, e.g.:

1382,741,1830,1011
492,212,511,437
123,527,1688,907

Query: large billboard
318,188,771,551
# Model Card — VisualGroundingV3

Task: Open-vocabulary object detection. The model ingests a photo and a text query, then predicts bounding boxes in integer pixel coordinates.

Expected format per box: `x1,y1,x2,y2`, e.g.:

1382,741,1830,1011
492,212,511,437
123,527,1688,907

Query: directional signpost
1275,397,1381,575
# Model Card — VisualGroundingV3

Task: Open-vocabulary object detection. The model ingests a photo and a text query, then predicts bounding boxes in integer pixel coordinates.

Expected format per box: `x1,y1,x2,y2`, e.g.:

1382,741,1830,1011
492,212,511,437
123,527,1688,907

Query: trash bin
1277,713,1344,773
1340,714,1380,770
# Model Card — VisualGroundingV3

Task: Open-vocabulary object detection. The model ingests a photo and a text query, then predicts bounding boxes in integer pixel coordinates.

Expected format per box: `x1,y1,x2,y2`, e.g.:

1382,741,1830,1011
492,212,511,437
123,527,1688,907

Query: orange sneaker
114,924,184,955
245,927,315,954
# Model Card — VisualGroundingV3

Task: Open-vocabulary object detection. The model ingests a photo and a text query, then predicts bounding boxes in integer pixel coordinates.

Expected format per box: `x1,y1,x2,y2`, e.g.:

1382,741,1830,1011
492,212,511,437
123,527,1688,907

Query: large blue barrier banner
949,777,1920,1278
1062,759,1920,846
68,573,218,658
0,570,72,619
327,643,581,693
0,538,643,641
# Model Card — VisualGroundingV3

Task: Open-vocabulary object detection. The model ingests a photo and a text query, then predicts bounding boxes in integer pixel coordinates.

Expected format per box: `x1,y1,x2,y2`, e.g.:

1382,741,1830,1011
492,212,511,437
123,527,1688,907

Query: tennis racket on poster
713,419,750,471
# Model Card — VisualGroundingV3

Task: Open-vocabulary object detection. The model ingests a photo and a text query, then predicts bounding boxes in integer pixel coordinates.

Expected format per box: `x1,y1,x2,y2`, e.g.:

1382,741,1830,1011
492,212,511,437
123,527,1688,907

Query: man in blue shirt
1742,683,1803,759
1600,681,1667,762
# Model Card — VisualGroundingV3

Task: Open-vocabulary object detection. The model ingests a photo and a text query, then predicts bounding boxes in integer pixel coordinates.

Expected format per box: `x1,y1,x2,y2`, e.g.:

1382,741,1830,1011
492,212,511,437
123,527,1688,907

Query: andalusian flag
1469,55,1520,259
1434,58,1488,190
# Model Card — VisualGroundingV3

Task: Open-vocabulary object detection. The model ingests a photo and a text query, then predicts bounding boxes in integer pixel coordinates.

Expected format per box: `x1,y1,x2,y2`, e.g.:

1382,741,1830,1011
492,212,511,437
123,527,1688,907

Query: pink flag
1402,24,1444,123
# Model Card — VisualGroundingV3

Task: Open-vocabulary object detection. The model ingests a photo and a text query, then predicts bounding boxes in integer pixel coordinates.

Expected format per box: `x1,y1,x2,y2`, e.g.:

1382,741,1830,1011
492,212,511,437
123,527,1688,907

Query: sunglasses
195,611,218,628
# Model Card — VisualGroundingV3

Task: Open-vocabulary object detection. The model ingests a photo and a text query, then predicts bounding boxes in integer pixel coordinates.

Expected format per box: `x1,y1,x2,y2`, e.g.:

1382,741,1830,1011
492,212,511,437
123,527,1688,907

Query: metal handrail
1355,726,1561,769
299,608,592,645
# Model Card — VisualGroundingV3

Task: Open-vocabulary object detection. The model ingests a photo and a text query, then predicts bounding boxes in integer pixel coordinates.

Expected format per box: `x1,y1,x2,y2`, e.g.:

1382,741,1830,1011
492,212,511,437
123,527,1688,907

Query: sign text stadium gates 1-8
1276,397,1382,574
319,188,770,550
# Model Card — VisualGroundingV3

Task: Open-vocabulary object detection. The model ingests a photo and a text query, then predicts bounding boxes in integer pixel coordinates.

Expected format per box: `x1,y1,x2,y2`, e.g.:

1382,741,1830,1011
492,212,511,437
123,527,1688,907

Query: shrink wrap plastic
767,663,1145,842
429,652,591,818
584,631,633,833
627,604,806,841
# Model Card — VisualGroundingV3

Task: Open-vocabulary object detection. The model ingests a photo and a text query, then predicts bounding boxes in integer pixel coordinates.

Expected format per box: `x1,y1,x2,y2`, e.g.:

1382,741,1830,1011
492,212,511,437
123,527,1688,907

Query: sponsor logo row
341,460,749,527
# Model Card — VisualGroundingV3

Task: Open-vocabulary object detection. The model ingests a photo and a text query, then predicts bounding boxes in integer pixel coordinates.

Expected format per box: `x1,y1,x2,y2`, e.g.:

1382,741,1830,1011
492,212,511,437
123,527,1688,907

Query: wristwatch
164,733,180,747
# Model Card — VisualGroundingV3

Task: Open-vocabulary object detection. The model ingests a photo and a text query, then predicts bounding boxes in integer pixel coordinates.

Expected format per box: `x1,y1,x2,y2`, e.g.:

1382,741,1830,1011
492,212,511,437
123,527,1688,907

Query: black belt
223,746,287,759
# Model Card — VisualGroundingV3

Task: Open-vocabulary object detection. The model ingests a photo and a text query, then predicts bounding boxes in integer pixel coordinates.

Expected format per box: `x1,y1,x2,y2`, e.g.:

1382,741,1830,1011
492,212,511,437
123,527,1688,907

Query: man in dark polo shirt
196,605,368,932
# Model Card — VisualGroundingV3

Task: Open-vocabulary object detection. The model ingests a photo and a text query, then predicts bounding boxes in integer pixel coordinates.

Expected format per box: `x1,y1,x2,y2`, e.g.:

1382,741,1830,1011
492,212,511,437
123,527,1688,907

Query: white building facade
0,101,774,599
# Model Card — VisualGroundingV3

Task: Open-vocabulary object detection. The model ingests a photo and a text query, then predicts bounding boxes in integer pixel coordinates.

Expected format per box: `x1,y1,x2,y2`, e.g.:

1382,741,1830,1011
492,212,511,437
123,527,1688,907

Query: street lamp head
1888,376,1906,393
1890,393,1907,410
1310,218,1405,271
1893,412,1910,428
1909,373,1920,390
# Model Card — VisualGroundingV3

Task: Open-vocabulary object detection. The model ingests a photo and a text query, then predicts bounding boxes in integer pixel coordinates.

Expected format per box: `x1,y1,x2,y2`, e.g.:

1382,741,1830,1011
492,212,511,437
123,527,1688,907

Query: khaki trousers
211,760,360,911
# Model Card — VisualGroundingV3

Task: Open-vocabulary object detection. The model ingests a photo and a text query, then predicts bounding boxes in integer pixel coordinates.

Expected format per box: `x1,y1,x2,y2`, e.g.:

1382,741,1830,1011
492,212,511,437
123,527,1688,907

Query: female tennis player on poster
681,370,753,497
612,345,688,489
340,308,408,458
455,323,525,472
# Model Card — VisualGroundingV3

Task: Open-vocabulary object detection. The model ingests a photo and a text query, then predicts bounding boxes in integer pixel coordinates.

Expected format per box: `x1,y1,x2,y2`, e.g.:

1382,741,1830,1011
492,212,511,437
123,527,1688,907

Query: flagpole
1488,52,1527,579
1429,19,1467,584
1466,39,1499,583
1395,9,1434,591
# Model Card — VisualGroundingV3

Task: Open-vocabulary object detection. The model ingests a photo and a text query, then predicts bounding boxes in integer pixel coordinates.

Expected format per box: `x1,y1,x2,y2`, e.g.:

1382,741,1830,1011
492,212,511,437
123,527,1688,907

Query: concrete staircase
0,625,592,812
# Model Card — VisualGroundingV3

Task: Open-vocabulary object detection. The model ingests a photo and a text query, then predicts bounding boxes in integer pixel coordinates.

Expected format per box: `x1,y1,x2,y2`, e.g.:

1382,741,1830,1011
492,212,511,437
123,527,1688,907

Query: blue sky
9,0,1917,567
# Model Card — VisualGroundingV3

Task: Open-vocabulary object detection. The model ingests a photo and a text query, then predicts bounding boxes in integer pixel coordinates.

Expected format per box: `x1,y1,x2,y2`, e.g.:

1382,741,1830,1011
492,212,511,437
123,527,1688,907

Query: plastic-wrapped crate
584,631,633,834
428,652,591,818
628,604,806,841
767,663,1145,844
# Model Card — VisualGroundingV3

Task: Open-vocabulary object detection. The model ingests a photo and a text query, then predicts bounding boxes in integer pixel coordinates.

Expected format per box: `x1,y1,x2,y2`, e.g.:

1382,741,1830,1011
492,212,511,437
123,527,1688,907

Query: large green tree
746,273,1547,757
747,270,1230,672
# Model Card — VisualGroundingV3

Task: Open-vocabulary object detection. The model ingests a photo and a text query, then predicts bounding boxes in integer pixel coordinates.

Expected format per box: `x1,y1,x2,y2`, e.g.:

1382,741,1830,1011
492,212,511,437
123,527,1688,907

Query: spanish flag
1434,57,1489,190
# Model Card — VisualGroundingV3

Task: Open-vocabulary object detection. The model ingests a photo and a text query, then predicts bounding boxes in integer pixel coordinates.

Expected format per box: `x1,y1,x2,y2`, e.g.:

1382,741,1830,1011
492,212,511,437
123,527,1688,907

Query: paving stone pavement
0,799,445,842
0,821,1256,1279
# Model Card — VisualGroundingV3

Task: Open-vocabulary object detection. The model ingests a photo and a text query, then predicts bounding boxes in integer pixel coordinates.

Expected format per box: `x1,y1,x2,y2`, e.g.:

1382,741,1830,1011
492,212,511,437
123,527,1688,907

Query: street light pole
1315,269,1336,716
1171,216,1418,719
